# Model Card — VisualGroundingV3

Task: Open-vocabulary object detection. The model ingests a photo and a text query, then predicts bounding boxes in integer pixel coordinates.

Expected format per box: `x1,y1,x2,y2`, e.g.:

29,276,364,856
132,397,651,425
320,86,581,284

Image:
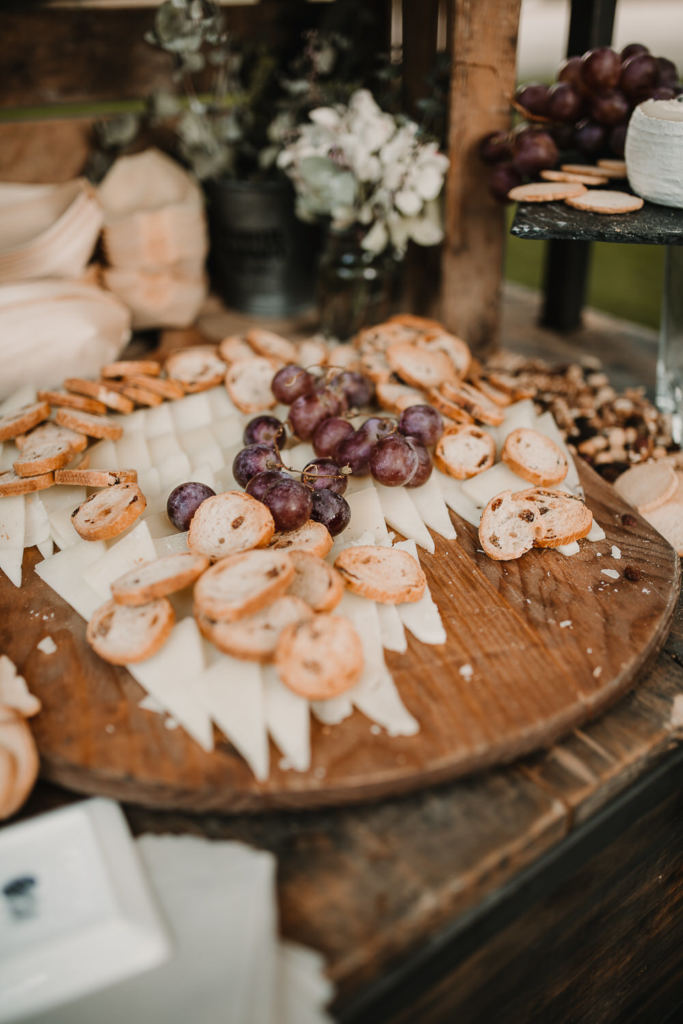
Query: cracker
37,389,108,416
71,482,146,541
13,438,76,477
0,469,54,496
111,551,209,606
508,181,587,202
564,190,644,214
422,330,471,378
54,467,137,487
386,341,456,390
501,427,568,487
540,169,609,185
0,401,50,442
520,487,593,548
614,461,678,514
334,545,426,604
596,159,627,178
438,381,505,426
246,328,298,365
270,520,333,558
197,596,312,662
435,425,496,479
165,345,227,393
560,163,614,178
54,407,124,440
359,347,393,384
193,548,294,622
125,374,185,400
275,614,364,699
86,598,175,665
218,334,256,365
187,490,275,560
224,357,277,414
101,360,162,379
103,380,163,407
426,390,475,424
64,378,135,414
15,420,88,456
287,549,344,612
478,491,537,561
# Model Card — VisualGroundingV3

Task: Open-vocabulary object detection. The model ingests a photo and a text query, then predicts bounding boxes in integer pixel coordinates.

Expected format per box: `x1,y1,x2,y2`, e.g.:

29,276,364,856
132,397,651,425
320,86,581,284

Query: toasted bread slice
334,544,426,604
193,548,293,622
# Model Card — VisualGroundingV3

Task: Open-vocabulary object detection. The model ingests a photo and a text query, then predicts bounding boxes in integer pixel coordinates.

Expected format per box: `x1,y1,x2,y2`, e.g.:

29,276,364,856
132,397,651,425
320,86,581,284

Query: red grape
166,482,216,531
302,458,347,495
547,81,583,122
557,56,586,93
358,416,396,444
590,89,630,125
398,404,443,446
246,469,290,502
581,47,621,92
512,128,558,175
479,130,513,164
489,162,523,203
574,119,606,155
620,53,659,100
514,83,551,117
263,477,313,532
656,57,678,88
608,123,627,157
404,438,432,488
288,391,336,440
312,416,354,458
309,489,351,536
651,86,677,100
232,443,282,487
370,435,419,486
551,122,575,150
336,431,374,476
243,415,286,448
271,364,315,404
328,370,374,409
620,43,649,62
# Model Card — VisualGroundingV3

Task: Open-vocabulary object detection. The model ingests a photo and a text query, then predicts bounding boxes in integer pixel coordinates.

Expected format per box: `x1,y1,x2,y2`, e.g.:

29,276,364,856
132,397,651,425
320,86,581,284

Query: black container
204,176,322,317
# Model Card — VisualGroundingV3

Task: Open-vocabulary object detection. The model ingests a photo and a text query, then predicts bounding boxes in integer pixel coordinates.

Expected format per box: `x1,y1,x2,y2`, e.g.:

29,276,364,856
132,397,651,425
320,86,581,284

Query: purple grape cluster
481,42,681,201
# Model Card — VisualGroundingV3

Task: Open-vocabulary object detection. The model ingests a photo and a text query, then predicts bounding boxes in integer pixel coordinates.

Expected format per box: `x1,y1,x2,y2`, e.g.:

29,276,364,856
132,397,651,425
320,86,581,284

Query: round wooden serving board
1,462,679,813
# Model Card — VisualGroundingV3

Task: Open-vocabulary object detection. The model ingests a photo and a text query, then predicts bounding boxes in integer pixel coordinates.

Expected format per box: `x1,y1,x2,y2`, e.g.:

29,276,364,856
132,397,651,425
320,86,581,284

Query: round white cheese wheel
625,98,683,209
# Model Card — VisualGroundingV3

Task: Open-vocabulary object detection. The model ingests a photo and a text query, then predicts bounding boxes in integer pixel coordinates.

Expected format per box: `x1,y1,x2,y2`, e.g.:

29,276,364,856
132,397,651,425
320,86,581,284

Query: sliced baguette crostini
275,613,364,699
501,427,568,487
196,595,312,662
86,597,175,665
434,425,496,479
71,482,147,541
193,548,294,622
187,490,275,560
111,551,210,606
334,545,426,604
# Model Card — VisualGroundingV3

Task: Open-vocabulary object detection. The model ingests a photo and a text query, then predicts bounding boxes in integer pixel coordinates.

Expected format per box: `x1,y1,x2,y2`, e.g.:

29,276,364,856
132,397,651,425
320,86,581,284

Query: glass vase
316,228,399,342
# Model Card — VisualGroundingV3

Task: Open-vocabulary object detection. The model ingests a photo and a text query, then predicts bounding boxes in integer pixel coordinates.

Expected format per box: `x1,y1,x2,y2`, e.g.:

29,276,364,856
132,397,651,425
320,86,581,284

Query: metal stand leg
656,245,683,447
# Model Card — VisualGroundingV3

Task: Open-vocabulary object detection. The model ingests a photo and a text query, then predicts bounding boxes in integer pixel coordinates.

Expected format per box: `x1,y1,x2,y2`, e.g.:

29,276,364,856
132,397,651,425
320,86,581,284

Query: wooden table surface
16,285,683,1023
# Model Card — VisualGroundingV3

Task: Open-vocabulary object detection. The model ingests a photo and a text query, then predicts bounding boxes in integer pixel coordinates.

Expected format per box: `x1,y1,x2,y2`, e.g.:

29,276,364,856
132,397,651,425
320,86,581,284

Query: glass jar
316,227,399,341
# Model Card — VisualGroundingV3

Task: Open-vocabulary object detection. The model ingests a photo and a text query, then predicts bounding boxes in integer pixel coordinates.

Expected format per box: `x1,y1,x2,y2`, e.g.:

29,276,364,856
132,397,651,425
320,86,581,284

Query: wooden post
440,0,521,356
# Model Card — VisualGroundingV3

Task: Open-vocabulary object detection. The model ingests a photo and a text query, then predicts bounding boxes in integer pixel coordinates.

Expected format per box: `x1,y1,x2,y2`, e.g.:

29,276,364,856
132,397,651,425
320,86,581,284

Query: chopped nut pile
486,350,675,481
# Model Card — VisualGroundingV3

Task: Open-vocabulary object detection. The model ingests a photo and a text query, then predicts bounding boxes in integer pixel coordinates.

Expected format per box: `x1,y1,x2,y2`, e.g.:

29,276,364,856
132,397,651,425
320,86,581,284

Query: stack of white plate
0,179,103,284
98,149,209,329
0,279,131,400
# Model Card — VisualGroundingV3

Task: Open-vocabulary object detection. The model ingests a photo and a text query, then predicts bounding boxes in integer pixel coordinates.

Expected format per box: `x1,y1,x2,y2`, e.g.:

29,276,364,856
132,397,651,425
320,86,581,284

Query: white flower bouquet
277,89,450,257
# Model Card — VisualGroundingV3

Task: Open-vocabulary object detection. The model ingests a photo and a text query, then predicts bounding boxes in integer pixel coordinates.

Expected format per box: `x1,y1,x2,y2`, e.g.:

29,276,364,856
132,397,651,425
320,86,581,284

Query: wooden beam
440,0,521,356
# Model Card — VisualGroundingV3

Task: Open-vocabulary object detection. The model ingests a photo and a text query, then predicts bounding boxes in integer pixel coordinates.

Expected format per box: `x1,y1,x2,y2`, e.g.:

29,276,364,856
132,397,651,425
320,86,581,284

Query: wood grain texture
0,121,93,183
1,461,678,813
440,0,521,356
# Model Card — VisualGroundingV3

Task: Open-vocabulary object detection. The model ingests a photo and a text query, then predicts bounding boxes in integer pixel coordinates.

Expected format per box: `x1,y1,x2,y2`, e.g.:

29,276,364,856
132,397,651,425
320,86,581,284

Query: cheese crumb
370,724,381,735
601,568,620,580
586,647,593,654
611,545,622,560
164,716,179,730
459,664,474,680
559,620,572,629
36,636,57,655
642,587,651,594
593,666,603,678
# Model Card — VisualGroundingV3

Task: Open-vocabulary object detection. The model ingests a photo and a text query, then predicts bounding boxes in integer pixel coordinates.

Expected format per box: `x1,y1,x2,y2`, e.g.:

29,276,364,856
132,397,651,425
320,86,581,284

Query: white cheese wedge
137,466,162,497
144,402,176,439
129,617,213,751
587,518,606,543
170,392,213,432
461,461,531,507
117,408,147,435
86,438,119,470
311,695,354,725
0,441,18,472
0,493,25,587
286,442,316,472
198,655,269,780
35,540,106,620
36,537,54,559
188,440,224,473
180,425,216,455
115,432,153,470
394,538,447,645
207,385,236,418
354,668,419,737
154,530,190,557
375,483,434,552
407,473,457,540
555,540,580,556
500,398,538,435
435,471,482,528
377,602,407,653
149,432,186,464
331,484,388,558
0,384,37,416
157,452,192,489
139,512,174,539
211,414,243,450
23,494,50,548
82,519,157,599
262,664,311,772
